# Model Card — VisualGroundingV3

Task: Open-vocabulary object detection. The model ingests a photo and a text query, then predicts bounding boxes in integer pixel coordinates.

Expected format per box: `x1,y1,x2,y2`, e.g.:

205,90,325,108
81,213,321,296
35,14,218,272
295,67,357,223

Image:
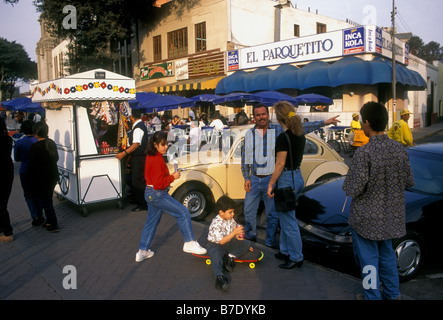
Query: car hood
296,177,441,235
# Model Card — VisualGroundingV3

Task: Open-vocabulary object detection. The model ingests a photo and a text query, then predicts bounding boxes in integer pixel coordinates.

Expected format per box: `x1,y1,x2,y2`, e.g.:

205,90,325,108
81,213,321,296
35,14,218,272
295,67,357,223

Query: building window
167,27,188,59
317,23,326,34
54,56,58,79
153,35,162,62
294,24,300,37
195,22,206,52
59,52,64,77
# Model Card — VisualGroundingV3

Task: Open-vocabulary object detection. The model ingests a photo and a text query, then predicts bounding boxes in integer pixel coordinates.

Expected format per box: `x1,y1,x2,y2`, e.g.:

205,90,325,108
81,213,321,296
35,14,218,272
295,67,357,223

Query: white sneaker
183,241,207,255
135,249,154,262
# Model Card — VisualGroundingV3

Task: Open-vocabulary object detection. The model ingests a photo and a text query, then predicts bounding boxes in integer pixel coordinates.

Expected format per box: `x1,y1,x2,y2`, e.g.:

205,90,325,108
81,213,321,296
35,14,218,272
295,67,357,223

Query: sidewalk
1,166,364,301
412,121,443,142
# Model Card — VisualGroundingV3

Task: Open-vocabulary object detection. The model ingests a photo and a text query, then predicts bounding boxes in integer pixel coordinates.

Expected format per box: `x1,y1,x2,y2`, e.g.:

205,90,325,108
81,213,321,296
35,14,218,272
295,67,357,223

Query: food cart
30,69,135,216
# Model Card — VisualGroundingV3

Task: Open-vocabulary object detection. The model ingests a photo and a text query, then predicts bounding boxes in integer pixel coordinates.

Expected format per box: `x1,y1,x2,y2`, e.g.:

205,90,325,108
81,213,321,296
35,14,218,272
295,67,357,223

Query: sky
1,0,442,93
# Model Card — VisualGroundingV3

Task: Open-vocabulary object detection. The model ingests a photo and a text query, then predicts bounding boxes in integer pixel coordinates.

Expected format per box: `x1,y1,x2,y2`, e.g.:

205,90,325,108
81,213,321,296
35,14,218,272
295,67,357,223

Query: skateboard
193,248,264,269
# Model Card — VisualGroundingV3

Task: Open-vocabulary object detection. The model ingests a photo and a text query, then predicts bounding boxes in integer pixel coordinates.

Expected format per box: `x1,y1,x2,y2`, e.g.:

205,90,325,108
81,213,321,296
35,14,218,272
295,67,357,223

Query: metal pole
391,0,396,127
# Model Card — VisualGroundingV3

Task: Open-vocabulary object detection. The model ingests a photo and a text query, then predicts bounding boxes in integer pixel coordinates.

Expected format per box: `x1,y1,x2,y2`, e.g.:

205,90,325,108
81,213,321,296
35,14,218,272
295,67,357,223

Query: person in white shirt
187,121,202,151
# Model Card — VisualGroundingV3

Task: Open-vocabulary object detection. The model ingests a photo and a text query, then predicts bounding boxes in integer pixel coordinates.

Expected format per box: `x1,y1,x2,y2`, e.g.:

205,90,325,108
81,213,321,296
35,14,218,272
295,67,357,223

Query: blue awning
215,56,427,94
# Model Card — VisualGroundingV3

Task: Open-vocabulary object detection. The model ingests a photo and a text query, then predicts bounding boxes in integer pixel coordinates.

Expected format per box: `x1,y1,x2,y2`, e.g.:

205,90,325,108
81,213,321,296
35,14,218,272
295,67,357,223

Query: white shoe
135,249,154,262
183,241,207,255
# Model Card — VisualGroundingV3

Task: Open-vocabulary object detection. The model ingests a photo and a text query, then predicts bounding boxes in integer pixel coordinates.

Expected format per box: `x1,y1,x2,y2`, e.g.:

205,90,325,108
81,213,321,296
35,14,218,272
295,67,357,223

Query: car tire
392,230,425,282
173,183,212,221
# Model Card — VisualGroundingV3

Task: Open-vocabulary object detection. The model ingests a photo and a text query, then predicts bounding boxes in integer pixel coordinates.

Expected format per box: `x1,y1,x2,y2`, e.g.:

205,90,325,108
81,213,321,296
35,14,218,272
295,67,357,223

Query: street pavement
1,122,442,304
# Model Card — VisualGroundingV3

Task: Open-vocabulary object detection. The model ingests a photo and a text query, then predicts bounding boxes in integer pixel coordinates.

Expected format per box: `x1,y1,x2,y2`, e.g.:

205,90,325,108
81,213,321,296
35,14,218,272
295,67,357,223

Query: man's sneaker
215,275,229,291
135,249,154,262
183,241,207,255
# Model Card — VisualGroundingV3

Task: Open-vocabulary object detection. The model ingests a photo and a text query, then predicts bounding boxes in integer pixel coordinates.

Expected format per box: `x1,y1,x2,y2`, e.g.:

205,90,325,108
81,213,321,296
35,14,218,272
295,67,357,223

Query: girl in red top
135,131,207,262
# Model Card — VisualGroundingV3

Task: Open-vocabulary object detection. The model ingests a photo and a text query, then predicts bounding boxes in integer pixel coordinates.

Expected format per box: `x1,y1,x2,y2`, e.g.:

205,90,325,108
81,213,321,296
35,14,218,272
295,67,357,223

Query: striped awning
155,75,224,93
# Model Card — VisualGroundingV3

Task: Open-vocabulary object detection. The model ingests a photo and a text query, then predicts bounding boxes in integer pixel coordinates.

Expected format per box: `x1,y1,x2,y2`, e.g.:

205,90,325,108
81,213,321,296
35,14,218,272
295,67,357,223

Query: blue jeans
139,186,195,251
20,173,40,219
351,230,400,300
243,175,279,247
276,169,304,263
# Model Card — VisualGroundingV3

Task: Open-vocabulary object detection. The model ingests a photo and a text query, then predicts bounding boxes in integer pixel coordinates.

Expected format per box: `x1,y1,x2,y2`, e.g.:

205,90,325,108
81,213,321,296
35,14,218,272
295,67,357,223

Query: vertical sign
227,50,240,71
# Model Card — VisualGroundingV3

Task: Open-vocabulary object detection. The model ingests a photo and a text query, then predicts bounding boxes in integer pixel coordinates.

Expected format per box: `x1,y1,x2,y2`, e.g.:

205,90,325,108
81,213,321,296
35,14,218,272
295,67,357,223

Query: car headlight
298,220,352,244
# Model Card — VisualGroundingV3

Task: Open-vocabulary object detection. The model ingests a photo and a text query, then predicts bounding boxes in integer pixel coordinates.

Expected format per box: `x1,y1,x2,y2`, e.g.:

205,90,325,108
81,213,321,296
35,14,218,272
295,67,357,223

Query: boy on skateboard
207,196,252,291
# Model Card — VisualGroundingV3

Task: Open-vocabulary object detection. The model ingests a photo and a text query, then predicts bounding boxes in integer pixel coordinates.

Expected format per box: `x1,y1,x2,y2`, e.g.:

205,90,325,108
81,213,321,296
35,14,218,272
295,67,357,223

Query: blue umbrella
253,91,297,105
212,92,260,105
189,94,221,103
136,94,194,113
293,93,333,105
1,97,32,110
128,92,160,108
15,102,44,113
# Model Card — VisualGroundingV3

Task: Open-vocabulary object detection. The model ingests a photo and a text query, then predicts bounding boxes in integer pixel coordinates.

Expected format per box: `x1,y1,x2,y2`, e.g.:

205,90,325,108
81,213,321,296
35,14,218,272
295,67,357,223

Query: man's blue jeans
351,229,400,300
139,186,195,251
243,175,279,247
276,169,304,263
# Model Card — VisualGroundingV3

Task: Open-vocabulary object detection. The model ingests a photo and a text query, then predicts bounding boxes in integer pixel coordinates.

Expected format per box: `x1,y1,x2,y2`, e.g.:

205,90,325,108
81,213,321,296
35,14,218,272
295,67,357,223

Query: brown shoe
0,234,14,242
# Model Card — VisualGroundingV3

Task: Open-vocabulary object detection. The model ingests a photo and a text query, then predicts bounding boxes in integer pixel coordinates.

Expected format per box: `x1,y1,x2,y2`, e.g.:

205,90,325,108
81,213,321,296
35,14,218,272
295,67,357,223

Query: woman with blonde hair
267,101,305,269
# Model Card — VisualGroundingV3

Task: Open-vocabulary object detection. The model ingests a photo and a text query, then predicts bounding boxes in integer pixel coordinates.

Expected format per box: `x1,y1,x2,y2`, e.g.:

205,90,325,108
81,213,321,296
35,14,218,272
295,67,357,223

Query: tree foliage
0,38,37,101
408,35,443,63
32,0,201,73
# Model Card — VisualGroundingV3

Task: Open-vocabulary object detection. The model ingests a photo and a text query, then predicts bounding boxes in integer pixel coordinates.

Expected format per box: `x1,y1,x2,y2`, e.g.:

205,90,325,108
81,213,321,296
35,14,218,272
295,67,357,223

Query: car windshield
408,149,443,195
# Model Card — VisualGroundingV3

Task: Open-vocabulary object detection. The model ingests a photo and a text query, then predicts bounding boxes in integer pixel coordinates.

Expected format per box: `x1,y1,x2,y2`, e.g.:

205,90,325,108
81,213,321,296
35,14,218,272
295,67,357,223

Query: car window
304,139,319,155
409,151,443,195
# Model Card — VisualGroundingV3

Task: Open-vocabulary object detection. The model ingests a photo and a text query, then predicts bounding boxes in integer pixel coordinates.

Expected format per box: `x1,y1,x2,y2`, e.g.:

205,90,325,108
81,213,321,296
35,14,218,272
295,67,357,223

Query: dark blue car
296,143,443,282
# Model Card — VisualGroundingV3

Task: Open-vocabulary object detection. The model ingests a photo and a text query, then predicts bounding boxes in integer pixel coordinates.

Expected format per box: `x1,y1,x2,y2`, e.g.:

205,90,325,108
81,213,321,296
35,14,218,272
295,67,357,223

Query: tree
407,35,443,63
0,38,37,102
32,0,201,73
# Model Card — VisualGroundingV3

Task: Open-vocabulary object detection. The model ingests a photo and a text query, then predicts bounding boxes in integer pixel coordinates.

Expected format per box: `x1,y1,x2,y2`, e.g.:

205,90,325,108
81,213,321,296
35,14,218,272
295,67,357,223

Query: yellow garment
350,120,361,132
387,119,413,146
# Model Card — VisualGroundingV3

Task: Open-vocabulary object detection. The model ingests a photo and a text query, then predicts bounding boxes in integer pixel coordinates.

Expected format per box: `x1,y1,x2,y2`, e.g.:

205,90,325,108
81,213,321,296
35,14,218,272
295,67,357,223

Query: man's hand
244,179,251,192
325,115,340,126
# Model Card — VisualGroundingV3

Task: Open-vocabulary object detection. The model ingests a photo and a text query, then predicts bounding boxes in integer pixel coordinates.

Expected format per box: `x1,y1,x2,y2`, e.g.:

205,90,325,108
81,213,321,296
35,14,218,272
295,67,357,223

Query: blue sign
343,27,365,55
227,50,239,70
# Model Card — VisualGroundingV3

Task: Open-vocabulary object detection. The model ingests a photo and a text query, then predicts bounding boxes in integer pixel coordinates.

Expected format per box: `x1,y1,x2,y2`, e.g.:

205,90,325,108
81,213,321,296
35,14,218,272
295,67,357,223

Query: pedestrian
241,103,340,248
13,120,42,226
207,195,252,290
0,118,14,242
350,113,361,132
235,108,249,126
387,108,414,147
116,109,148,212
28,121,60,232
343,102,414,300
135,131,206,262
189,107,196,121
266,101,305,269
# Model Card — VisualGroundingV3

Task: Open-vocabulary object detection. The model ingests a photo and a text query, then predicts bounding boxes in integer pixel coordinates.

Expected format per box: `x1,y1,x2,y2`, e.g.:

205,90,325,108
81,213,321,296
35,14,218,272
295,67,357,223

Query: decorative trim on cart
31,83,63,98
31,81,136,98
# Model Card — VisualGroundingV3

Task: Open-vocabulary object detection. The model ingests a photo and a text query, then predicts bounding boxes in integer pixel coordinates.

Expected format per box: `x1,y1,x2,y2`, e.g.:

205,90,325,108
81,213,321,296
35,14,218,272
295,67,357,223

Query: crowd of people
1,113,60,243
1,101,416,299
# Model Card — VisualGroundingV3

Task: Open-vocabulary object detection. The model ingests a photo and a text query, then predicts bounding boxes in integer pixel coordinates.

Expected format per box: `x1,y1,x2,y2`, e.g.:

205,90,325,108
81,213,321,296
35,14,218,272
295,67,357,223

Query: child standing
135,131,206,262
207,196,252,290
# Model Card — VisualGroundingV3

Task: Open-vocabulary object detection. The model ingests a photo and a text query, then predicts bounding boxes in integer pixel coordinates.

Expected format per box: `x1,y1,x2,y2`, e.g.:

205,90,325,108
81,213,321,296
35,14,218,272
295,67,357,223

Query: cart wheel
249,263,256,269
56,194,64,201
205,259,211,265
117,200,124,210
81,207,88,217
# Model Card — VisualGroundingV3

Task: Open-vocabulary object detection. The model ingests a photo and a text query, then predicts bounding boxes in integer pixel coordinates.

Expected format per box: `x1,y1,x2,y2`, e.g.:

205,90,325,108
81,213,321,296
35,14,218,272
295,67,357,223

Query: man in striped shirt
241,103,339,247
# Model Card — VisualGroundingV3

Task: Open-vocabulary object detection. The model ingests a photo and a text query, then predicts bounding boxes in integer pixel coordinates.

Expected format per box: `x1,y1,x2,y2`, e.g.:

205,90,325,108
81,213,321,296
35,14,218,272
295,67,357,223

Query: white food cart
30,69,135,216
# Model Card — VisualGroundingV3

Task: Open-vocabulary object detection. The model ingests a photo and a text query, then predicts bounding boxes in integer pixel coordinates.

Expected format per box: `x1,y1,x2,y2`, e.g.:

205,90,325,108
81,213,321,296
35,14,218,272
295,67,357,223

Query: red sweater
145,152,175,190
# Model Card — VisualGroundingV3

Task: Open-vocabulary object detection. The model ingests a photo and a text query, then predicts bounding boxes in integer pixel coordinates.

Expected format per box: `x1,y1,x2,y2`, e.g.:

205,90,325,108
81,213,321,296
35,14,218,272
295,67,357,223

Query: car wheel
174,183,211,221
392,230,425,282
